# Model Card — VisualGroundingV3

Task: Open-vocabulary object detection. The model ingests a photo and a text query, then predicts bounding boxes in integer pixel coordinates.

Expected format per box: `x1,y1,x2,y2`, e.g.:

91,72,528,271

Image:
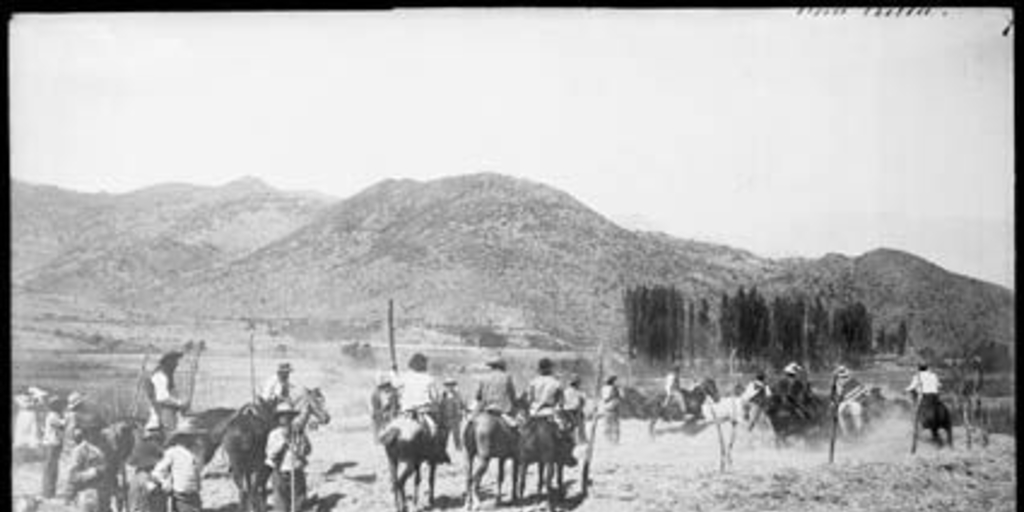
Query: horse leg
543,462,555,509
388,457,404,512
463,456,474,511
497,458,504,504
429,463,436,508
468,456,487,512
396,463,418,512
233,470,249,512
537,462,544,496
511,459,520,504
727,420,738,468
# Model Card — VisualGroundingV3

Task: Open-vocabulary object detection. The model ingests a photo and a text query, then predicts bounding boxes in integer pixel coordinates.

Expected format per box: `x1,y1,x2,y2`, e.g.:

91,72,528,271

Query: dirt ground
13,410,1016,512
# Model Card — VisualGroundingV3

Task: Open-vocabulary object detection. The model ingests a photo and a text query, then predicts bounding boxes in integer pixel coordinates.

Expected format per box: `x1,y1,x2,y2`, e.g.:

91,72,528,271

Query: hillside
11,173,1014,354
15,177,335,302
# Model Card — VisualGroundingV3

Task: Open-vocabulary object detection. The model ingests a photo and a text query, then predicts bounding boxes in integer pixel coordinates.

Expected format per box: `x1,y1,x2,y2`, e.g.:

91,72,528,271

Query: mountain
14,177,336,301
11,173,1014,355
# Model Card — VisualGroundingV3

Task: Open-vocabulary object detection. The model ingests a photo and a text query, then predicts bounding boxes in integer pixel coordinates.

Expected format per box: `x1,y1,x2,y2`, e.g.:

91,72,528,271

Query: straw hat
67,391,87,410
277,362,293,374
443,378,458,386
783,362,802,376
605,375,618,385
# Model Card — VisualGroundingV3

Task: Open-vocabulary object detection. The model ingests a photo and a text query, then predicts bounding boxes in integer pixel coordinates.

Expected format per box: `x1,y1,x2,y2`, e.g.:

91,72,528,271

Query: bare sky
9,9,1015,289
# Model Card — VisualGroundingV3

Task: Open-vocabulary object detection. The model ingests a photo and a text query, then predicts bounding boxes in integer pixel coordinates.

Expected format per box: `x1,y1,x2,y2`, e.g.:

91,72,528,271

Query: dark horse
191,388,331,512
463,398,528,512
516,415,571,508
647,378,718,438
763,381,830,447
379,406,451,512
915,393,954,448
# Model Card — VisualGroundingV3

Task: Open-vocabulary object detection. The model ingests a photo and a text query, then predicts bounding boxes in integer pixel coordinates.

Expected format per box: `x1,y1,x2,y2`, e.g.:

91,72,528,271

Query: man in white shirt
392,353,447,463
147,352,188,436
662,363,685,411
906,363,941,403
153,419,204,512
262,363,296,406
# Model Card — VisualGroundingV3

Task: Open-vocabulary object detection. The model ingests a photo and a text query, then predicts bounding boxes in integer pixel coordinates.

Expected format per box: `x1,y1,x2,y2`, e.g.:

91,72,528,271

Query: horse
379,406,451,512
515,415,571,508
763,382,830,447
915,393,953,448
647,378,717,438
370,385,400,443
463,400,527,512
194,388,331,512
99,419,140,512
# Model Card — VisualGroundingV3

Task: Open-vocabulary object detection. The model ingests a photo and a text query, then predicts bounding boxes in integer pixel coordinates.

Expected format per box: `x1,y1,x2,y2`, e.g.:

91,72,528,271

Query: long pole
581,337,607,497
910,392,921,454
249,323,258,404
129,345,152,420
187,340,206,408
388,299,398,373
828,374,839,464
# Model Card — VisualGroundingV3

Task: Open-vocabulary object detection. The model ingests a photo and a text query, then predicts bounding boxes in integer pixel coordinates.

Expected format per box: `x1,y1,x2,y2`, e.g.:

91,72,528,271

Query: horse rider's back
476,371,516,415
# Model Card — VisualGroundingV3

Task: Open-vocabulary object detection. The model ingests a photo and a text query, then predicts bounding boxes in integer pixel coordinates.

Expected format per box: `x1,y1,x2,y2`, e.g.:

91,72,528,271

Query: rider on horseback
662,363,686,412
393,353,449,463
527,358,578,467
261,363,298,406
472,356,519,428
778,362,812,420
905,363,941,408
833,366,868,404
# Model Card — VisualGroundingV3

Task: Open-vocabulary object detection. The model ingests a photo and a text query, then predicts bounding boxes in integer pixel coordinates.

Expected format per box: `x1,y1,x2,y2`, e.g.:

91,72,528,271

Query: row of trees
626,285,898,371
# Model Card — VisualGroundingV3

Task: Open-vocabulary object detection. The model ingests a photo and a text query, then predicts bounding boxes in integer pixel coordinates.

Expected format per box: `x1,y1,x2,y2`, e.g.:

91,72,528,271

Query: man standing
440,378,465,451
65,414,109,512
600,376,622,445
40,396,66,500
147,352,189,436
562,375,588,443
473,356,518,428
262,363,297,406
153,419,204,512
266,402,310,512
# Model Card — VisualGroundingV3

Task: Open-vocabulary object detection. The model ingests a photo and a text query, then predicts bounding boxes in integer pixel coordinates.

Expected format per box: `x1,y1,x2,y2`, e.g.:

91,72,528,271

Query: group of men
373,353,627,466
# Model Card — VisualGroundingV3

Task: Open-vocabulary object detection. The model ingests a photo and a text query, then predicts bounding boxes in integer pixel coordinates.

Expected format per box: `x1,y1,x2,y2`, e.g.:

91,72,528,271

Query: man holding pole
146,351,188,437
262,363,298,406
266,402,310,512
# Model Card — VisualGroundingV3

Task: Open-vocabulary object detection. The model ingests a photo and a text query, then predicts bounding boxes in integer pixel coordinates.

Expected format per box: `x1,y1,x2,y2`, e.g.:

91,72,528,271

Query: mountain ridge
11,174,1014,356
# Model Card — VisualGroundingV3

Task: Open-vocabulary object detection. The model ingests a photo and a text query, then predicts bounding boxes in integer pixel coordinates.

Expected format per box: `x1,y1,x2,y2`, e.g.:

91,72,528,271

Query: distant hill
11,173,1014,356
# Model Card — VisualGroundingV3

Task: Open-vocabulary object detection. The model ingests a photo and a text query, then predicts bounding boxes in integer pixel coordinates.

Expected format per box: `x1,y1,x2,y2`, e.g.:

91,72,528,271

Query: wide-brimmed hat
485,357,507,370
28,387,49,400
443,378,458,386
605,375,618,385
277,362,293,374
755,371,767,381
166,418,205,444
408,353,428,372
783,362,802,376
274,402,300,417
159,351,185,367
127,441,164,469
67,391,87,409
538,358,554,373
569,374,582,386
375,371,393,387
834,366,850,379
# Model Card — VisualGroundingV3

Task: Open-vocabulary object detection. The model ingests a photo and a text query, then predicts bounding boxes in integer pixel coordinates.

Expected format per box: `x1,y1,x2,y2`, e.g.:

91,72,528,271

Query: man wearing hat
562,375,588,443
65,413,109,512
528,358,577,466
778,362,812,420
153,418,205,512
126,441,166,512
599,376,622,444
148,352,189,436
740,371,772,430
832,365,870,434
265,402,311,512
391,353,447,462
905,362,942,406
63,392,102,457
440,378,466,451
262,362,298,406
472,356,518,428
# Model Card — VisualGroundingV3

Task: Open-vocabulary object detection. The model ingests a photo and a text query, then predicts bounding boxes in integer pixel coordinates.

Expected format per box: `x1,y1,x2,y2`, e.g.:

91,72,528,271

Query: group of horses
98,388,331,512
640,376,955,459
373,389,580,512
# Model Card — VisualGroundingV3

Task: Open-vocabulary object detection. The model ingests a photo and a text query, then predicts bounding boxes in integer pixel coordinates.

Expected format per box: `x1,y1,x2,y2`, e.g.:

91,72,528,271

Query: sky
9,9,1015,289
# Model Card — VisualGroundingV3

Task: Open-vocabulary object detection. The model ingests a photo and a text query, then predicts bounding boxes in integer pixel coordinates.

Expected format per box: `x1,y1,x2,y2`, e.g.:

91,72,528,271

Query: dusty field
11,307,1017,512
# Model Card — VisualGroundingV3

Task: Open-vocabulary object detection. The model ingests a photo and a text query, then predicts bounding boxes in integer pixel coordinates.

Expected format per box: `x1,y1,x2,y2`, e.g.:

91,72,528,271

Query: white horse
837,400,867,438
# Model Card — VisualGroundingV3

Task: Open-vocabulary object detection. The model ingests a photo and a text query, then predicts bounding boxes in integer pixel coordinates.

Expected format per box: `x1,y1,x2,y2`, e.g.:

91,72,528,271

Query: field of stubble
11,342,1017,512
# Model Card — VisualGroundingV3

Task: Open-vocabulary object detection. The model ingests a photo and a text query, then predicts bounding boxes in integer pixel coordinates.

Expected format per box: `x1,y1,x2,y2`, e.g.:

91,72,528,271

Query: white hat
28,387,49,399
783,363,802,376
375,371,392,387
67,391,87,409
834,366,850,379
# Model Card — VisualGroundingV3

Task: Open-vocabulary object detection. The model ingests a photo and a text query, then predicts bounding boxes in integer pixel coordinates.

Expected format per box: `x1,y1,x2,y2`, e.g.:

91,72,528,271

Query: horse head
296,387,331,430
